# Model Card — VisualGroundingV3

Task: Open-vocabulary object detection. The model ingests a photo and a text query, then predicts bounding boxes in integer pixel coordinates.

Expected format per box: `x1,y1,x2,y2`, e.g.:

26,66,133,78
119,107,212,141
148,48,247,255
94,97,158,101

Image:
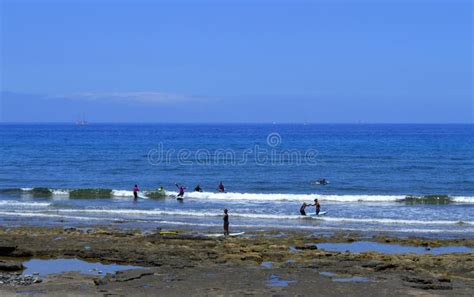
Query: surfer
194,184,202,192
133,184,139,200
175,184,186,198
223,208,229,236
311,199,321,215
316,179,328,185
218,181,225,193
300,202,309,215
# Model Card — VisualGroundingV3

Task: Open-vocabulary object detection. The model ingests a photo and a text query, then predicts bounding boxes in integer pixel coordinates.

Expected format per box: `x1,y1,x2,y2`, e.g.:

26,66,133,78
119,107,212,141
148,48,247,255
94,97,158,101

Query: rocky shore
0,226,472,296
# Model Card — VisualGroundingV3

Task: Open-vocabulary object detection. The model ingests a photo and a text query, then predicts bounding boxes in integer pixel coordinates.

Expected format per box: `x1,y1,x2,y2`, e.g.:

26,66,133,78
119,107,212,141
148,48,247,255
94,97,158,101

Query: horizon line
0,121,473,125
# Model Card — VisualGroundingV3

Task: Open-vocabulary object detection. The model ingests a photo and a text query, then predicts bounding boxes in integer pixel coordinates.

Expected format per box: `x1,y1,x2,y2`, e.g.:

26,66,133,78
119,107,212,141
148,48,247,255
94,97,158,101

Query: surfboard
306,211,327,216
205,232,245,238
314,181,330,185
176,197,184,201
159,231,179,235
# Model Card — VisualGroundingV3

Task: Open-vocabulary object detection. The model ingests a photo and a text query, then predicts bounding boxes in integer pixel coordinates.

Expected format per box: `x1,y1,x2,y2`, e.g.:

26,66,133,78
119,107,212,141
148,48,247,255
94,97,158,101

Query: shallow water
319,271,337,277
317,241,474,255
22,258,143,276
320,271,369,282
260,262,274,268
266,274,296,287
332,276,369,282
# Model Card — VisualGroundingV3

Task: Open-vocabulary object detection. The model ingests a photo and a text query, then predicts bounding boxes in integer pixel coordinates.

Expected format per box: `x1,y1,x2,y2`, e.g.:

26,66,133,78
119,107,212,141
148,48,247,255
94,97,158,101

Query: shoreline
1,217,472,241
0,226,473,296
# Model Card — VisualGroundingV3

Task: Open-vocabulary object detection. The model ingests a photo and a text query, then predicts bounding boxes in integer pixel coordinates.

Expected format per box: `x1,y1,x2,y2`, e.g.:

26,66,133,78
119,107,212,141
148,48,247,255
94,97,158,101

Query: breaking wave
1,188,473,204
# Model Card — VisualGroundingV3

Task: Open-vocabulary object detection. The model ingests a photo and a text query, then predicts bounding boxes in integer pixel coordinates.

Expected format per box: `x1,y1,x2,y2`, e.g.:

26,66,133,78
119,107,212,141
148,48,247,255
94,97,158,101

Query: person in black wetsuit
223,209,229,236
194,184,202,192
300,202,308,215
218,181,225,193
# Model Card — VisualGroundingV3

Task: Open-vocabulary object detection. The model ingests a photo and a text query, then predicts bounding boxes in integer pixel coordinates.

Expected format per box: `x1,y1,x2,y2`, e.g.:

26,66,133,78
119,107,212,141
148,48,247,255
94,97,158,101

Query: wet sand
0,226,473,296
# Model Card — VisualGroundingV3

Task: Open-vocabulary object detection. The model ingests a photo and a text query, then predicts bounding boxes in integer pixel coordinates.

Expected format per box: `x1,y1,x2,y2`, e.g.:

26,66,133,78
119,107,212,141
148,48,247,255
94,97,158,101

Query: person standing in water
218,181,225,193
312,199,321,215
175,183,186,197
133,184,139,200
194,184,202,192
300,202,309,215
223,209,229,236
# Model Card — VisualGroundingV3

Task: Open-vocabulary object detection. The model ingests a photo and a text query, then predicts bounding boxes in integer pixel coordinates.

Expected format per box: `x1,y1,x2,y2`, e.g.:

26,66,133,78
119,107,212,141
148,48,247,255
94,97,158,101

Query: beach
0,226,473,296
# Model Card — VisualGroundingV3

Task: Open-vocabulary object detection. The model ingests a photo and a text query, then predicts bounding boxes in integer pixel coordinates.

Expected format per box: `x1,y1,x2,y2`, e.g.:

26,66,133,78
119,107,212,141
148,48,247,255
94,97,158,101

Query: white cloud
51,91,209,104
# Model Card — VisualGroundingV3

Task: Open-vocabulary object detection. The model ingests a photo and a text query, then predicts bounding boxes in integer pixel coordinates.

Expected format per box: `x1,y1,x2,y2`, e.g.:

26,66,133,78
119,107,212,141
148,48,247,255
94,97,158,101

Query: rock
241,253,262,262
438,277,451,283
0,272,40,286
113,270,154,282
261,252,286,261
418,284,452,290
362,260,384,268
281,261,299,269
294,244,317,250
374,263,398,271
401,275,453,290
0,260,24,271
0,246,16,256
402,276,433,284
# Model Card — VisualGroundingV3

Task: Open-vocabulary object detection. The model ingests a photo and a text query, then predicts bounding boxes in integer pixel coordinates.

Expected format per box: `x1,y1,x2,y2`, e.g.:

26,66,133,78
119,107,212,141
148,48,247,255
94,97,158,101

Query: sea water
0,124,472,238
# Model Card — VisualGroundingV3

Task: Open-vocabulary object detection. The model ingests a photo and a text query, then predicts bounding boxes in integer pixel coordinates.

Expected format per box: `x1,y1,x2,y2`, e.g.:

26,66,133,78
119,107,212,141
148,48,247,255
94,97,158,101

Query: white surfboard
306,211,327,216
205,232,245,238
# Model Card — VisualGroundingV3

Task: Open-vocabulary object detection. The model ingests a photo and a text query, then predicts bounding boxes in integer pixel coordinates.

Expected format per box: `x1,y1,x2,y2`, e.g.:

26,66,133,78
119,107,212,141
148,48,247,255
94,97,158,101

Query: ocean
0,123,473,238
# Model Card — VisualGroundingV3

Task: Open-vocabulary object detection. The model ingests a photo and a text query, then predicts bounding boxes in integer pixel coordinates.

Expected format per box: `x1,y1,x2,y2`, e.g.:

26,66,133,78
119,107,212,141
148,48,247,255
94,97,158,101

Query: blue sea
0,124,473,238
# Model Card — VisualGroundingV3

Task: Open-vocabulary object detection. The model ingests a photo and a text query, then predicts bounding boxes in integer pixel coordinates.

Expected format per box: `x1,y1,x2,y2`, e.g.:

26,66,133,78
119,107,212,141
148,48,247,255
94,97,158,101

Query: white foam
0,201,51,207
167,191,474,204
452,196,474,203
52,208,473,226
0,210,471,234
167,191,407,202
111,190,134,197
0,211,115,221
51,190,69,196
321,217,473,225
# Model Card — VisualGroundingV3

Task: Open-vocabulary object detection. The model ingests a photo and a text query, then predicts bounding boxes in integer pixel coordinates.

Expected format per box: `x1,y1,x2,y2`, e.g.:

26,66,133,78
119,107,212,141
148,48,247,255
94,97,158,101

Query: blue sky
1,0,472,123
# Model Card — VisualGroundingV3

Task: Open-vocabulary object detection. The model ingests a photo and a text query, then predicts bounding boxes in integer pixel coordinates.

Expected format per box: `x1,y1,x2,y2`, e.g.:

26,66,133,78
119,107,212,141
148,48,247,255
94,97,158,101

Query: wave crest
1,188,473,204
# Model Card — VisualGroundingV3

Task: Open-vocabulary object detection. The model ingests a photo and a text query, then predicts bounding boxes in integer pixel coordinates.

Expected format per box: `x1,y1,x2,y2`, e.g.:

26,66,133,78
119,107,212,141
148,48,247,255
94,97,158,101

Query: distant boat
76,119,88,125
76,115,88,126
